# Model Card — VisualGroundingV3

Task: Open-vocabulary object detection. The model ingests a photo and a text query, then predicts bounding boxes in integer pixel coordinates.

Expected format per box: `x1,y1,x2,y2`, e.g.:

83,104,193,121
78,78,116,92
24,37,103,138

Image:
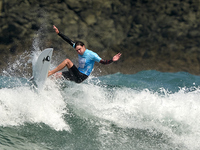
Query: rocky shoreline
1,0,200,76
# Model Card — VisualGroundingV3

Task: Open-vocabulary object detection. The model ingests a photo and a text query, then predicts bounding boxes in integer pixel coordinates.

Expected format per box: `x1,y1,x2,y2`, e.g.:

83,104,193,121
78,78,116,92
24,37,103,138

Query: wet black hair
74,41,85,48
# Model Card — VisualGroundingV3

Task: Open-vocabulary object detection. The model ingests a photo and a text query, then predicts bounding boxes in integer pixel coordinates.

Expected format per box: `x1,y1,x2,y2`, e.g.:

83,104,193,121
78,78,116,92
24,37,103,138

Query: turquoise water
1,66,200,149
1,46,200,150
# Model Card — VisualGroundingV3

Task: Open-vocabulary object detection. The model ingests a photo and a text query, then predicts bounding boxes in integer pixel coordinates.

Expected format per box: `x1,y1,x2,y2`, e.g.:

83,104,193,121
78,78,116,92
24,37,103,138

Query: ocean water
1,51,200,150
1,68,200,149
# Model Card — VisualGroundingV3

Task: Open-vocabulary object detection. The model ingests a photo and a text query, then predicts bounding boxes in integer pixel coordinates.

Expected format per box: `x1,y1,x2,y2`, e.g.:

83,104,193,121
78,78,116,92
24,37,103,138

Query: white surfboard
32,48,53,91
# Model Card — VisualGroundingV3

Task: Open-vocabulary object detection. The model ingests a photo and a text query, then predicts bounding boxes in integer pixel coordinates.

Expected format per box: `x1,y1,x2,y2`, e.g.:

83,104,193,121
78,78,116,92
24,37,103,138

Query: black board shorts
62,65,88,83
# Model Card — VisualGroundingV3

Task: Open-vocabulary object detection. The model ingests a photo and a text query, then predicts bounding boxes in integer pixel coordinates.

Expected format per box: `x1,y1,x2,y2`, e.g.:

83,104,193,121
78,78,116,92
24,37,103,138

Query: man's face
75,45,86,55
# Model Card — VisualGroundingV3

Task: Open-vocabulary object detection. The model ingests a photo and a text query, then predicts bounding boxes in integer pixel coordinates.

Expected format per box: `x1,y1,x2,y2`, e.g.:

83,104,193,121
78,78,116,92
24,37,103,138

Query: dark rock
1,0,200,75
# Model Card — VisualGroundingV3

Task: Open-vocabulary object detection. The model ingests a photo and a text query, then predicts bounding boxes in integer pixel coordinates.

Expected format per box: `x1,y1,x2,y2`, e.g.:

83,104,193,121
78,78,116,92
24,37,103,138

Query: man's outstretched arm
100,53,122,65
53,25,75,47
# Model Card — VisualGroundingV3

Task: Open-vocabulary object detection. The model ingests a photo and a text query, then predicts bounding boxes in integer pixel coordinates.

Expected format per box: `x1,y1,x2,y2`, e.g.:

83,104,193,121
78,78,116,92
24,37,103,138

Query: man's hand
53,25,59,34
112,53,122,62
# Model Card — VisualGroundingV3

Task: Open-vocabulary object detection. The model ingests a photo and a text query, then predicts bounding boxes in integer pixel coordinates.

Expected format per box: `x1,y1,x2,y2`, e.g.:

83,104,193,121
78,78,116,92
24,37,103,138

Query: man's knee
64,59,73,68
64,58,70,64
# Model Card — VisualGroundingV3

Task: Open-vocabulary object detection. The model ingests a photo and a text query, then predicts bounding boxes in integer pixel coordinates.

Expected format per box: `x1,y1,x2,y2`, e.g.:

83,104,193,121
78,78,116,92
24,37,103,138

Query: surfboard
32,48,53,91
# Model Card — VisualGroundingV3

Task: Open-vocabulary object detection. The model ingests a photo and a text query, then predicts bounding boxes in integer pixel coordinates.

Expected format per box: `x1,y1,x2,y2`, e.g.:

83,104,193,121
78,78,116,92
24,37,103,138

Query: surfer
48,25,121,83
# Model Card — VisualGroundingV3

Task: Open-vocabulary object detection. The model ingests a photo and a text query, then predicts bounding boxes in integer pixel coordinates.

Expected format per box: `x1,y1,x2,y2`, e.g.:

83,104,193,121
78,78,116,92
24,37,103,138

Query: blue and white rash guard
78,49,102,76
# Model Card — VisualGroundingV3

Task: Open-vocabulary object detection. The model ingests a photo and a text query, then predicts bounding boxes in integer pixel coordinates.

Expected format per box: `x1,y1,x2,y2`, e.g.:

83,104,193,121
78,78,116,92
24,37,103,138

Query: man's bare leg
48,59,74,77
